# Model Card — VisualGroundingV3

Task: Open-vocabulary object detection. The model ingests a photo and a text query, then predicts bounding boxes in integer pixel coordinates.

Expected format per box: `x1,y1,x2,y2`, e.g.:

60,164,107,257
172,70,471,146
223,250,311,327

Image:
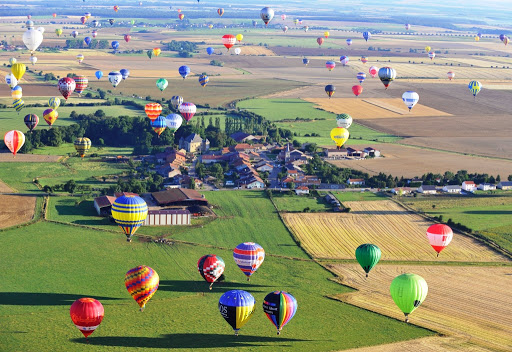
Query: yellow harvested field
0,195,36,229
305,98,450,118
328,264,512,352
282,200,508,261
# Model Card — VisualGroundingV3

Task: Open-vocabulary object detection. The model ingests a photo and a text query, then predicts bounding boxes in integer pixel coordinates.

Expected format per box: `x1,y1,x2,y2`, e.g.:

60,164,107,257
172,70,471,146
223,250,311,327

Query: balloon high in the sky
218,290,255,336
11,86,22,100
325,61,336,71
11,63,26,81
23,27,44,54
179,102,197,123
263,291,297,335
4,130,25,156
111,41,120,51
340,56,349,66
109,19,115,25
113,5,119,12
199,74,209,87
91,30,97,38
124,34,131,42
352,85,363,97
355,244,381,277
317,37,324,46
390,273,428,322
125,266,159,311
73,76,88,96
178,13,185,20
108,71,123,88
303,58,310,66
425,46,431,52
120,69,130,80
74,137,91,158
58,77,76,100
179,65,190,79
165,113,183,134
145,103,162,122
76,54,84,64
330,127,349,149
80,16,86,25
95,71,103,80
43,108,58,127
153,48,161,57
378,67,396,89
70,298,104,339
369,66,378,78
29,56,37,65
428,51,436,60
356,72,366,84
197,254,225,289
346,39,352,46
151,116,167,136
217,8,224,16
55,28,63,37
402,91,419,111
426,224,453,256
468,80,482,97
447,71,455,80
222,34,236,50
363,32,371,41
206,47,214,55
24,114,39,131
324,31,330,38
234,47,241,55
5,73,17,88
233,242,265,280
171,96,183,109
111,195,148,242
84,37,91,46
336,113,352,129
260,7,275,26
325,84,335,98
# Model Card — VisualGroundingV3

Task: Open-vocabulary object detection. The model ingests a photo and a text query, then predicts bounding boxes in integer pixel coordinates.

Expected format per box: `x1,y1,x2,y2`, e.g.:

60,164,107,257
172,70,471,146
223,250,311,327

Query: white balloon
402,91,419,111
22,28,43,52
36,27,45,33
30,56,38,65
336,115,353,129
165,114,183,132
108,71,123,87
5,74,18,88
234,47,241,55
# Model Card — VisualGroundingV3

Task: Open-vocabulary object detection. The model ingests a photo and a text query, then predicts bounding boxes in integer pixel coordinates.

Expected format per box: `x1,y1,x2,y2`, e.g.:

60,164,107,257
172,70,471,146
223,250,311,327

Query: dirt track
0,153,62,162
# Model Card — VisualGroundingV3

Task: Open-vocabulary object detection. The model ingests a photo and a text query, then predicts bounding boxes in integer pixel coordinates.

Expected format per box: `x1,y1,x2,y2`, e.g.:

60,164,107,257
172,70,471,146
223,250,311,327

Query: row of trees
65,39,110,49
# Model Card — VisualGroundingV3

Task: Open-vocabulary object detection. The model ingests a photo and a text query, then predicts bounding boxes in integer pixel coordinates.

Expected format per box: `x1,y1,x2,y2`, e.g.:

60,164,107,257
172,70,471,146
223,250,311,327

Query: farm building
363,147,381,157
391,187,414,195
497,181,512,190
324,148,348,159
178,133,210,153
478,183,496,191
143,209,191,226
152,189,208,207
418,185,437,194
462,181,477,192
347,178,365,186
93,196,116,216
442,185,462,194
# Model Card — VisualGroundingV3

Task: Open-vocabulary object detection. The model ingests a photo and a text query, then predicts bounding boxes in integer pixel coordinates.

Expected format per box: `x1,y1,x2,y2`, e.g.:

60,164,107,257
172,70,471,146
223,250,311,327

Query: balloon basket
277,330,281,335
365,273,368,278
234,330,239,336
140,306,145,312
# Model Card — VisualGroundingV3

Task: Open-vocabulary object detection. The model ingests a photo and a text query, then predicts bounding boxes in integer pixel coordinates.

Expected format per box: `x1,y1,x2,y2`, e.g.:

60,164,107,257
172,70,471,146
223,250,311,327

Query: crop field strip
0,194,37,229
281,200,509,262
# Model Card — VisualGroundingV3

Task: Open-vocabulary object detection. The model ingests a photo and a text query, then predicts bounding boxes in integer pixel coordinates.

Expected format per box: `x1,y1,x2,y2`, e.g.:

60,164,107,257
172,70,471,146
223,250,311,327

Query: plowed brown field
0,195,36,229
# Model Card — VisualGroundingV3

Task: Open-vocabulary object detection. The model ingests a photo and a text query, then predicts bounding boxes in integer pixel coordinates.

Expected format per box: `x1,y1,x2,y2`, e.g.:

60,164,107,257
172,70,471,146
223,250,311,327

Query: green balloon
390,273,428,322
147,50,153,59
355,244,381,277
156,78,168,92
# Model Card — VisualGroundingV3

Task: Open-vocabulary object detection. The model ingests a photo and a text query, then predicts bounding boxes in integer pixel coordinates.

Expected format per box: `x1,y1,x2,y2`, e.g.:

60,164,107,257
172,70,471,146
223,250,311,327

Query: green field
237,99,401,145
271,191,332,212
1,191,432,351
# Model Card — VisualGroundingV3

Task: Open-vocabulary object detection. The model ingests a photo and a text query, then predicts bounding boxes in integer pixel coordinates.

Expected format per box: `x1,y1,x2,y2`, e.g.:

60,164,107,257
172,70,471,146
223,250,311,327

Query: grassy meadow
271,191,332,212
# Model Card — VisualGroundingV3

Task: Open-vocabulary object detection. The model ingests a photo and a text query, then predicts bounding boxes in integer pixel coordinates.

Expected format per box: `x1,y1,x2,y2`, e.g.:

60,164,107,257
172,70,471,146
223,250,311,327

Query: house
256,163,273,172
178,133,210,153
363,147,381,157
225,180,235,187
157,163,181,178
230,131,255,143
143,209,191,226
418,185,437,194
391,187,414,195
152,188,208,206
93,195,116,216
166,150,186,165
241,176,265,189
497,181,512,190
201,154,222,164
347,178,365,186
346,147,367,158
478,183,496,191
324,148,348,159
442,185,461,194
230,143,255,153
461,181,477,192
295,186,310,195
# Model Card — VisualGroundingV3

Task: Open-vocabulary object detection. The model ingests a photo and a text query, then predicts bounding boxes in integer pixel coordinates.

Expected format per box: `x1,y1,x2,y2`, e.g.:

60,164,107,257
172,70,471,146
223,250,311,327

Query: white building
246,178,265,189
143,209,191,226
391,187,414,195
347,178,365,186
462,181,477,192
442,185,461,194
418,185,437,194
295,186,310,195
477,183,496,191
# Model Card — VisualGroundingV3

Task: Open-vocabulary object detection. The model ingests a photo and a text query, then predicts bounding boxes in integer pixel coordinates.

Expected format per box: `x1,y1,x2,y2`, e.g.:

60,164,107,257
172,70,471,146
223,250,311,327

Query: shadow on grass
0,292,122,306
158,280,272,293
73,333,311,348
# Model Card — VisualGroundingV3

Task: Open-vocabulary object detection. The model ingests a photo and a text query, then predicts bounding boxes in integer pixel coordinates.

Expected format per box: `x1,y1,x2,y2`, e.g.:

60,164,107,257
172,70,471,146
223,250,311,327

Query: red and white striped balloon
4,130,25,156
426,224,453,256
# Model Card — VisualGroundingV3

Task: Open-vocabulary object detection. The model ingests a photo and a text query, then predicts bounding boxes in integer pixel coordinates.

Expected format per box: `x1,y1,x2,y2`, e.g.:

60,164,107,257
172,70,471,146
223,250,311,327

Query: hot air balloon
26,20,34,29
217,8,224,16
428,51,435,60
73,75,88,96
218,290,255,336
119,69,130,81
171,96,183,109
252,20,258,27
74,137,91,158
352,85,363,97
402,91,419,111
84,12,91,19
179,102,196,123
151,116,166,137
178,13,185,20
11,63,26,81
263,291,297,335
499,34,506,41
197,254,225,290
206,47,214,55
52,13,57,18
95,71,103,80
125,265,159,311
153,48,161,57
112,195,148,242
234,47,241,55
303,26,309,32
447,71,455,80
108,71,122,88
325,84,335,98
146,50,153,59
11,86,22,100
346,39,352,46
4,130,25,156
84,37,91,46
425,46,431,52
155,78,168,92
27,15,31,19
233,242,265,280
92,20,99,28
474,36,480,41
124,34,131,42
69,298,104,340
113,5,119,12
317,37,324,47
282,26,288,33
298,19,303,25
109,19,115,26
426,224,453,256
363,32,371,41
336,113,352,129
58,77,76,100
222,34,236,50
477,32,482,37
199,74,209,87
13,99,24,113
111,41,120,52
503,37,510,46
468,80,482,98
330,127,349,149
356,72,366,84
360,56,369,64
130,19,135,25
378,67,396,89
369,66,378,78
55,28,63,37
355,244,381,277
340,56,349,66
178,65,190,79
208,24,214,29
144,103,162,123
390,273,428,322
49,97,60,110
177,8,181,13
8,58,16,65
43,108,58,127
165,113,183,134
325,61,336,71
76,54,84,64
303,58,310,66
5,74,17,88
324,31,330,38
24,114,39,132
23,27,44,55
405,24,411,30
91,31,97,38
260,7,274,26
281,14,286,20
80,16,87,25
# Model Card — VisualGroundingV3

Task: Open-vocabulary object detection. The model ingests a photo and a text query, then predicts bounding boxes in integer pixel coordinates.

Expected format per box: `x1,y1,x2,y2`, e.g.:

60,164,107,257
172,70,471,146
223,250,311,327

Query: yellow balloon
55,28,63,37
425,46,431,52
236,34,243,42
474,36,480,41
153,48,161,56
330,127,349,148
11,63,26,80
324,31,330,38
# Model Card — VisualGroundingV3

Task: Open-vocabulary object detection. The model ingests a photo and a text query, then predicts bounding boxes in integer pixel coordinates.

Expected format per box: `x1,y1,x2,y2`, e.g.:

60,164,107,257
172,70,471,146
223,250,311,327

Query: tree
190,178,196,190
94,109,106,118
508,175,512,181
64,180,77,194
496,175,501,183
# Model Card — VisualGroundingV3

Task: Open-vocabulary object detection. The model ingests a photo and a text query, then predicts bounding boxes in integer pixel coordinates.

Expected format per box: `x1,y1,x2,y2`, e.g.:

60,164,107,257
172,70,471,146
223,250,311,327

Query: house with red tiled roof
462,181,477,192
295,186,310,195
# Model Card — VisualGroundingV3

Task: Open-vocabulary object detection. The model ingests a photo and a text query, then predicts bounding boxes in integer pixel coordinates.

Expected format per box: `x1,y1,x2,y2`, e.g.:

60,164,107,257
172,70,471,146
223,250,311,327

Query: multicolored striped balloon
263,291,297,335
233,242,265,280
197,254,225,290
4,130,25,156
144,103,162,122
218,290,255,335
111,195,148,242
125,265,159,311
325,61,336,71
199,74,209,87
73,75,88,96
24,114,39,131
43,108,58,127
151,115,166,136
13,99,24,113
179,102,196,123
356,72,366,84
361,56,369,64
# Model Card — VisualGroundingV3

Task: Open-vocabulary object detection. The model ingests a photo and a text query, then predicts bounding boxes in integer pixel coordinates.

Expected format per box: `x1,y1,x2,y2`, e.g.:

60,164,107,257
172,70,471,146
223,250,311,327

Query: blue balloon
120,69,130,80
363,32,371,42
84,37,91,46
178,65,190,79
206,47,214,55
111,40,120,49
95,71,103,80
